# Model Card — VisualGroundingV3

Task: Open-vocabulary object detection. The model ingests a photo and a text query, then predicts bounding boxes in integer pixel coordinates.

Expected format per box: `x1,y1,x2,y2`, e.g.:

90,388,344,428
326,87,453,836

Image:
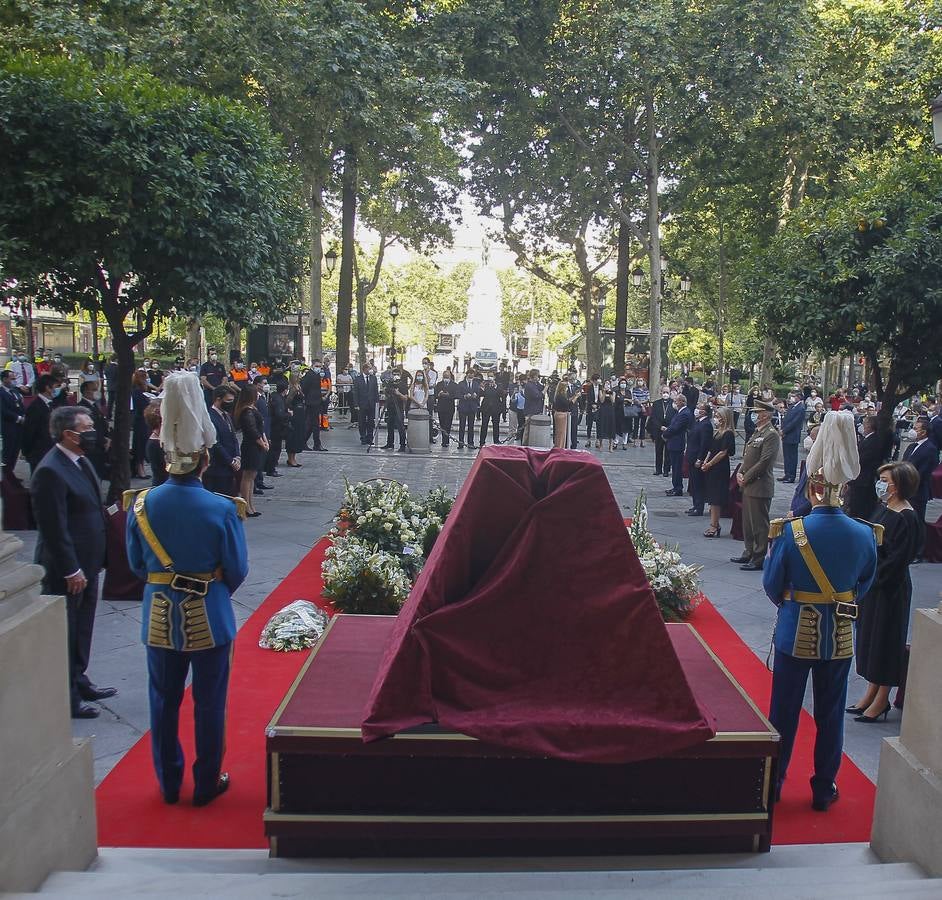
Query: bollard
524,414,553,449
406,407,431,453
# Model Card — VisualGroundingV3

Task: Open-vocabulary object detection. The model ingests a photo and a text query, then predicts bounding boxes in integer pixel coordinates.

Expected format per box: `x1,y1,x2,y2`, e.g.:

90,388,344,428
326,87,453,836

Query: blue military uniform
126,476,248,804
763,506,877,806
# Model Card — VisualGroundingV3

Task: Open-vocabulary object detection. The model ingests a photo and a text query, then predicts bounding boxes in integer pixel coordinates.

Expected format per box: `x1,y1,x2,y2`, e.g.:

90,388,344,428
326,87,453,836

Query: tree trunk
645,96,663,390
227,322,241,365
356,283,367,366
99,290,137,505
336,146,357,369
717,216,727,389
613,219,629,379
185,318,201,362
759,336,774,387
309,177,324,362
91,306,100,362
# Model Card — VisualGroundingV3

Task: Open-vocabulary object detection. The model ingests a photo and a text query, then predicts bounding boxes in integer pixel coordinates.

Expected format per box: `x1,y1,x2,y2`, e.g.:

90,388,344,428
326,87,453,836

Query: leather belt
147,568,223,597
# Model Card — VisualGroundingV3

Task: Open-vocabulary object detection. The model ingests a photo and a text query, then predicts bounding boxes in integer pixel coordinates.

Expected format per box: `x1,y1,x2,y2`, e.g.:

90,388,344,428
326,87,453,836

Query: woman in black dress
143,401,167,487
233,383,268,517
849,461,924,723
131,369,151,479
597,388,615,450
435,368,457,448
701,407,736,537
285,373,306,467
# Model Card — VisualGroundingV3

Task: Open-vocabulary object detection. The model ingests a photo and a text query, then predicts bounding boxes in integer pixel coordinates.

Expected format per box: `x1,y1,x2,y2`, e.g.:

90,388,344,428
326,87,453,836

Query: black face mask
73,430,97,453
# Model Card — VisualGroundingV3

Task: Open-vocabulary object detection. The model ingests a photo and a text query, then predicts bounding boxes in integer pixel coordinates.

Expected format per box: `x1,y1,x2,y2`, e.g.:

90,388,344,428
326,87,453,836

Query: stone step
27,861,930,897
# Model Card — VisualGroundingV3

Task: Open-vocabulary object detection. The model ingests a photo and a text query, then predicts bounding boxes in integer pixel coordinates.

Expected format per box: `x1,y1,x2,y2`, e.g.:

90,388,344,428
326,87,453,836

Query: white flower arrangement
323,479,455,615
259,600,329,652
628,491,702,622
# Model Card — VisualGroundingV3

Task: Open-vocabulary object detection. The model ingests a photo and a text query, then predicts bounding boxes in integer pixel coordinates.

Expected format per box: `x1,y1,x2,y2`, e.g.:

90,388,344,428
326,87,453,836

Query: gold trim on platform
761,756,772,810
680,624,777,737
263,810,769,825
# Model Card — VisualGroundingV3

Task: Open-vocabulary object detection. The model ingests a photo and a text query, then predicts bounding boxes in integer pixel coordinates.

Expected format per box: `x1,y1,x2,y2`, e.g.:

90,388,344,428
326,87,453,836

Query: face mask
86,366,95,373
188,365,198,372
907,429,918,441
416,377,424,383
53,357,62,363
803,435,813,451
92,391,101,402
619,382,627,389
750,411,758,423
262,383,271,393
151,363,159,370
443,377,451,383
71,430,97,453
18,356,26,362
52,386,63,398
857,424,865,436
875,479,889,500
210,355,218,362
810,392,817,398
222,398,235,407
661,393,669,400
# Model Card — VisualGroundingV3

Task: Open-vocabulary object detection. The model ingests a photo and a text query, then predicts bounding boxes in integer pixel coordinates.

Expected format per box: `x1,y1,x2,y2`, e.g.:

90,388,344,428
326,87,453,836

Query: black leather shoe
267,471,283,477
685,509,703,516
253,488,264,495
163,789,179,805
193,772,230,808
80,685,117,702
259,484,273,490
730,556,750,564
457,443,464,449
811,787,839,812
664,489,681,496
72,703,100,719
740,562,764,571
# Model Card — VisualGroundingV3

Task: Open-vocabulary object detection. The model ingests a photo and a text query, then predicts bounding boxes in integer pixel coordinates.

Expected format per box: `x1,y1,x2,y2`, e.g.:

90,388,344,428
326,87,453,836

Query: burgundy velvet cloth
1,470,35,530
362,446,716,763
923,514,942,564
932,463,942,500
102,506,145,602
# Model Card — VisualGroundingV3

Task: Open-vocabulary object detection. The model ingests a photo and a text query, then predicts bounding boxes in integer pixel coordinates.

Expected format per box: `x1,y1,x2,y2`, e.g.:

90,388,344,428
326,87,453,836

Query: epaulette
854,517,884,546
213,492,248,520
769,517,790,540
122,488,143,512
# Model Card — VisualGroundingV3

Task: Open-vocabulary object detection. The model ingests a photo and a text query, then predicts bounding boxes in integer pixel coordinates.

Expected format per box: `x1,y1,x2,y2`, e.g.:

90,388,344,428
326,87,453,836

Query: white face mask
188,365,198,372
857,424,865,436
661,393,669,400
92,391,101,402
907,429,918,441
209,355,218,361
803,435,813,451
875,479,889,500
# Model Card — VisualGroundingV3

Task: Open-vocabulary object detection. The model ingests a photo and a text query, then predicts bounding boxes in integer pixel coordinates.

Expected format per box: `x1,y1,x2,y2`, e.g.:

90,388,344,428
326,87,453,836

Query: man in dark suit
77,379,111,481
647,390,675,476
300,366,324,451
0,369,26,473
479,375,504,446
352,365,380,446
681,376,700,411
31,405,113,718
779,394,807,484
929,404,942,449
203,385,240,495
903,417,939,529
584,374,603,445
457,371,482,450
663,395,692,496
252,375,272,495
686,403,714,515
844,415,890,520
21,373,61,473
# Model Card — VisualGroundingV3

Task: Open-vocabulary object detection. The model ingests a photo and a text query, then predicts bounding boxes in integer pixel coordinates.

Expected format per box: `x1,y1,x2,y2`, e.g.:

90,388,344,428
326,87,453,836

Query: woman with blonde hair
552,379,570,449
701,406,736,537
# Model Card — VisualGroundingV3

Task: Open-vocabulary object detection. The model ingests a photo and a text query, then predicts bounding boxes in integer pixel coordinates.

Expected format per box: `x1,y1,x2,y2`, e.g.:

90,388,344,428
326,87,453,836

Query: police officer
732,398,781,570
763,412,878,811
126,373,249,807
199,347,227,408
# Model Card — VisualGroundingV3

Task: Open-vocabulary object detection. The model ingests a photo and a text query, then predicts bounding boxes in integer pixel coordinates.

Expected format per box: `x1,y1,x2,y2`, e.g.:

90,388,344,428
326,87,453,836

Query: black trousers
479,411,500,445
458,410,476,446
264,435,282,473
385,406,406,448
304,407,322,449
585,409,596,441
688,461,705,512
358,404,375,444
670,450,685,493
783,441,799,481
515,409,526,441
2,425,21,470
202,471,236,496
654,435,670,474
438,406,454,445
44,572,99,712
569,410,580,448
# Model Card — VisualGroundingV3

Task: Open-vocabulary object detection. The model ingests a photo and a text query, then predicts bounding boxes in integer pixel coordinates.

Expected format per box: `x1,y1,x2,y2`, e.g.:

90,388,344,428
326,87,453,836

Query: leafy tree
0,54,307,499
751,151,942,432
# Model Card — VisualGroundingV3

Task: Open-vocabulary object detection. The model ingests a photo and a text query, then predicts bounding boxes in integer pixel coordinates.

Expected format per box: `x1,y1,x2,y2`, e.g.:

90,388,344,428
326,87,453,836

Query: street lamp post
631,264,691,381
389,300,399,368
296,305,309,361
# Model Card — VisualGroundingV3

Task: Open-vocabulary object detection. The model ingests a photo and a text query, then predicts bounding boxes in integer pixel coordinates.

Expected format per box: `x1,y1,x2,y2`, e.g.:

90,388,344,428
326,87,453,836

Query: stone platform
265,615,779,857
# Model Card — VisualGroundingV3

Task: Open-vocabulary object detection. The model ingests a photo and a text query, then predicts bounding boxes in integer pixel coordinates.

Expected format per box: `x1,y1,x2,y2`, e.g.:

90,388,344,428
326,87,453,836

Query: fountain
461,265,506,365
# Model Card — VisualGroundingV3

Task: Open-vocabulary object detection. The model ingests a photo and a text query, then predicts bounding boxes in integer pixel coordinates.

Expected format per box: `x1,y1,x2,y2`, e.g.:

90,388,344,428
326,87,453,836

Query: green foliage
750,151,942,412
668,329,718,366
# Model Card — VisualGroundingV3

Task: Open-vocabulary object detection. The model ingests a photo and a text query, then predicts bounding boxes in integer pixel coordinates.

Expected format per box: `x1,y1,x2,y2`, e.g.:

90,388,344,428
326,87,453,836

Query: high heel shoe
845,705,866,715
703,525,722,538
854,703,891,723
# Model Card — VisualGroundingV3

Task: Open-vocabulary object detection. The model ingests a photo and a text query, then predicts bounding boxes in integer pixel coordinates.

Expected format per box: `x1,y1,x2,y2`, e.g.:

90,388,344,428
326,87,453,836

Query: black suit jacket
352,373,379,409
21,395,54,466
929,415,942,449
903,439,940,504
687,416,713,462
31,446,106,582
207,406,240,475
0,385,25,431
845,430,890,519
647,397,675,436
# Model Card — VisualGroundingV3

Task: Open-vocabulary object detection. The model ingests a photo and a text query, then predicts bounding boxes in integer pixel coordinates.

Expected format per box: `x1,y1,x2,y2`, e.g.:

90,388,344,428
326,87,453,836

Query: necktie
20,363,26,383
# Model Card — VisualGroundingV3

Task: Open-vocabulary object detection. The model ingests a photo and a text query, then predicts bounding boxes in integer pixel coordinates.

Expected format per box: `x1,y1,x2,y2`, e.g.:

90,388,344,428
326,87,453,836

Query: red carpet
96,544,875,850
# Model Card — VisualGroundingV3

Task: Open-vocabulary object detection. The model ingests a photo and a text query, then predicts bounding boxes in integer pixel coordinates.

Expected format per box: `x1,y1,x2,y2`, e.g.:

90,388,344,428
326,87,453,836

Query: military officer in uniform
763,412,878,811
126,372,249,807
732,398,782,570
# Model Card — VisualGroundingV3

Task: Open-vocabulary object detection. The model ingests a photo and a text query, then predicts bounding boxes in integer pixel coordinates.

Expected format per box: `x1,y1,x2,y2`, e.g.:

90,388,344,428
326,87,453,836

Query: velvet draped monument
362,446,716,763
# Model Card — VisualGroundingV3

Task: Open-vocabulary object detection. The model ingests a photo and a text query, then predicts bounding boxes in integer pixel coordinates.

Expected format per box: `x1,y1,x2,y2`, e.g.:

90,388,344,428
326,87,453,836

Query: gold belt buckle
170,573,211,596
835,601,858,620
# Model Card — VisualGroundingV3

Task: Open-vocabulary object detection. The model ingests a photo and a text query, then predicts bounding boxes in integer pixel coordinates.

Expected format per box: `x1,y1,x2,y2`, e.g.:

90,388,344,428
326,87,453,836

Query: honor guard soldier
126,372,249,807
763,411,878,811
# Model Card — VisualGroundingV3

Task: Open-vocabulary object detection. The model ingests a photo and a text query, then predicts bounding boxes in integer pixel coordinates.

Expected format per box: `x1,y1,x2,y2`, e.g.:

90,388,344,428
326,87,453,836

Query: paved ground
10,411,940,787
